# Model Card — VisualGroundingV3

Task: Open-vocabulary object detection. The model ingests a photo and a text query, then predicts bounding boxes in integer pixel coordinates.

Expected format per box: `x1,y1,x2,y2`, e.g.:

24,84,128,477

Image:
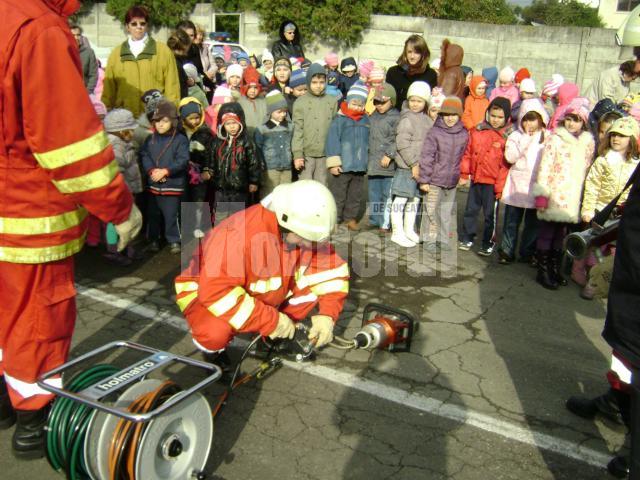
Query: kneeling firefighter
175,180,349,358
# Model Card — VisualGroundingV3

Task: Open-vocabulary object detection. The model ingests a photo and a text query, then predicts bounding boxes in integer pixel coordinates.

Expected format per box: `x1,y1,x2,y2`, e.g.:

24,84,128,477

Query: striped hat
265,90,289,115
346,82,369,103
542,74,564,98
289,68,307,88
439,96,463,116
368,66,385,83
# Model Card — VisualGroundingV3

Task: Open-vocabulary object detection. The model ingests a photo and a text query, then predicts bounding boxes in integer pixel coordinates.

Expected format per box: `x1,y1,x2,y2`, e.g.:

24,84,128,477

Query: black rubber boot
12,405,50,459
566,389,623,425
550,249,568,286
607,455,629,479
202,350,234,385
536,250,559,290
0,377,16,429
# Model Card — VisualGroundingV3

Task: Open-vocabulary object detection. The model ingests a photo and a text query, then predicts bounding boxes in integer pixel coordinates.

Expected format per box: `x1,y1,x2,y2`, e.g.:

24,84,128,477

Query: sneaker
391,234,416,248
458,241,473,251
193,228,205,239
478,246,494,257
169,242,181,254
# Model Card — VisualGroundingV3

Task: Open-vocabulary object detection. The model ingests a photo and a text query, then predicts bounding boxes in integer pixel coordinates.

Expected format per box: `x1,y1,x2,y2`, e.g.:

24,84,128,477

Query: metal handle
37,340,221,423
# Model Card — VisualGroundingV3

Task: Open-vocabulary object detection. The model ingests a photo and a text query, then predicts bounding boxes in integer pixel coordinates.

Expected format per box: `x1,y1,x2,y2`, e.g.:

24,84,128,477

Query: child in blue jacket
326,83,370,230
141,100,190,253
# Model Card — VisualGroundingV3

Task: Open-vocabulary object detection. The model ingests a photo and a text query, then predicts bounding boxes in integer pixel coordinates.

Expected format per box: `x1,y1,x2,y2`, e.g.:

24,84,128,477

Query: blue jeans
368,176,393,228
500,205,539,258
147,194,181,243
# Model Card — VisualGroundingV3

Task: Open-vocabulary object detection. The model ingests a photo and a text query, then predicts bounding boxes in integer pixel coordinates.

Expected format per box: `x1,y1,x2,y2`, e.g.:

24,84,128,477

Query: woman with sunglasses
102,5,180,118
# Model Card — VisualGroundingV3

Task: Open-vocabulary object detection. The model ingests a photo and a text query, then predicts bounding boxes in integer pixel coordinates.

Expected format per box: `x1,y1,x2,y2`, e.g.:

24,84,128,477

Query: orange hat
514,68,531,85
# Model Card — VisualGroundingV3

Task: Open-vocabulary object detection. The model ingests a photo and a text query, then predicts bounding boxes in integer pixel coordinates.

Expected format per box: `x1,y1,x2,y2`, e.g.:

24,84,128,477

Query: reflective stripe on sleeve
175,281,199,295
611,355,633,385
207,286,246,316
287,293,318,305
310,279,349,296
52,160,118,194
249,277,282,294
34,130,110,170
176,292,198,312
0,235,85,264
0,208,88,235
228,294,256,330
301,264,349,286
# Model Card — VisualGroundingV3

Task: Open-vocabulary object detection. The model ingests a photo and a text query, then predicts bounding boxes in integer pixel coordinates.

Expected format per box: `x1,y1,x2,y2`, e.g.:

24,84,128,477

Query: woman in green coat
102,5,180,118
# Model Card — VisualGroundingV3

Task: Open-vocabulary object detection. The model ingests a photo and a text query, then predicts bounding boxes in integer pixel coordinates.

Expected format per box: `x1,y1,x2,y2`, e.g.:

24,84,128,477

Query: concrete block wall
78,5,636,92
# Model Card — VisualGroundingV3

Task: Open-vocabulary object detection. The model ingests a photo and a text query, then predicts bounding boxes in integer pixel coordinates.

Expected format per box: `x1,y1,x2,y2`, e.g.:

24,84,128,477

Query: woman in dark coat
386,34,438,111
271,19,304,60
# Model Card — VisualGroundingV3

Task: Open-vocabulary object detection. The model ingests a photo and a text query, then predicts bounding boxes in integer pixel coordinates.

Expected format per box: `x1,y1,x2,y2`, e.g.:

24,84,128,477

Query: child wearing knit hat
205,86,235,136
368,83,400,231
391,81,433,247
289,67,308,98
488,66,519,106
101,108,143,263
324,52,339,87
365,66,386,115
531,97,595,289
416,96,469,253
459,97,512,256
255,90,294,198
325,82,371,231
238,68,267,139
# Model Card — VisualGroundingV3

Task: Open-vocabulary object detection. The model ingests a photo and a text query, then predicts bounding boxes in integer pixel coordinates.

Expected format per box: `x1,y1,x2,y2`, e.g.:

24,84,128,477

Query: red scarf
340,102,364,122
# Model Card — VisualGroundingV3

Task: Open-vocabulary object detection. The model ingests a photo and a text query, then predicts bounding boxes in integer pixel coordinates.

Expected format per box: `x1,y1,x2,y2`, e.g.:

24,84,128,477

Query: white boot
391,197,416,248
404,197,420,243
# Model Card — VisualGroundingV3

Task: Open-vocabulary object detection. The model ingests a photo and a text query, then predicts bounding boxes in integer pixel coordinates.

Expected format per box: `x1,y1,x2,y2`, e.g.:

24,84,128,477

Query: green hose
46,364,120,480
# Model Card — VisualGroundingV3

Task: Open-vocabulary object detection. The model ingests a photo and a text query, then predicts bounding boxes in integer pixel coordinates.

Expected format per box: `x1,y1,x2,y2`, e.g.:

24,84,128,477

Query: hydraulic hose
46,364,120,480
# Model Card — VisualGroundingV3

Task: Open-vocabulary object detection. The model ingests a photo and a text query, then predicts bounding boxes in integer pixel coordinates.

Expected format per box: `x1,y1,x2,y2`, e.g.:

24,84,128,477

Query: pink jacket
502,99,550,209
489,84,519,107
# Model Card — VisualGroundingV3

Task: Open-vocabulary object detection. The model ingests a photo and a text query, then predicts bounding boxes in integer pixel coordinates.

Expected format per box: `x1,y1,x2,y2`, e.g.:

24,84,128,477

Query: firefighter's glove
308,315,334,347
115,204,143,252
268,312,295,340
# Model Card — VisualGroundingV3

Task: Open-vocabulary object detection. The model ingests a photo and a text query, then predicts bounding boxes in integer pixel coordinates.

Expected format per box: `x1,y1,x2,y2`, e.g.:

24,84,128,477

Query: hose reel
38,341,221,480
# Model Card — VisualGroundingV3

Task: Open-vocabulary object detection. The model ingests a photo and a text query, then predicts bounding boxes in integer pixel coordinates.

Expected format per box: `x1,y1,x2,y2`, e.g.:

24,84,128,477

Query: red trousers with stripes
0,258,75,410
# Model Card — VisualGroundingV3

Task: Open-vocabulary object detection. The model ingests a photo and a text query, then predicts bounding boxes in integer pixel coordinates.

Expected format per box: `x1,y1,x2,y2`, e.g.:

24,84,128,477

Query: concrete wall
78,5,637,93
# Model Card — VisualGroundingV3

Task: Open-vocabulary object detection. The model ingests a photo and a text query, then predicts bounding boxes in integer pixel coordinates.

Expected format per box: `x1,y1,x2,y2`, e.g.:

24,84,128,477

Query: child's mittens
190,140,206,152
534,196,549,209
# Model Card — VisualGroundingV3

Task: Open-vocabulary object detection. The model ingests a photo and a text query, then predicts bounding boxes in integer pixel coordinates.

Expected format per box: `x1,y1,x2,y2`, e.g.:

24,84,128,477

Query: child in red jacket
459,97,512,256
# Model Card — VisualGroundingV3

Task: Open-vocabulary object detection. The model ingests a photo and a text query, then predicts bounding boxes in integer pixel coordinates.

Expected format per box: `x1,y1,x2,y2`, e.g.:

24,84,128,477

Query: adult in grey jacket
292,63,338,185
70,25,98,94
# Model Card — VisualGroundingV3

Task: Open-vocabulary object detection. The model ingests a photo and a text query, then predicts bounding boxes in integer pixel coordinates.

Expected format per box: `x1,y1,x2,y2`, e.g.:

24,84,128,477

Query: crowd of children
87,25,640,301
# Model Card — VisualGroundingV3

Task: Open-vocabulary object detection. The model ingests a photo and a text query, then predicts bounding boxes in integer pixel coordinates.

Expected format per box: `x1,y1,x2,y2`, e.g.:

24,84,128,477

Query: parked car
204,41,250,60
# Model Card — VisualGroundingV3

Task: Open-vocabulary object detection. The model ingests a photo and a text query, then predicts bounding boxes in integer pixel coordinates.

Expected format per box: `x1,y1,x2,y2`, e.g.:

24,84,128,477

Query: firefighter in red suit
0,0,142,458
175,180,349,358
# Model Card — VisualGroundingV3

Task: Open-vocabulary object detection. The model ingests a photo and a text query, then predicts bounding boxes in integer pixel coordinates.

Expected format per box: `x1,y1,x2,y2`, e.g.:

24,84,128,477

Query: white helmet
270,180,337,242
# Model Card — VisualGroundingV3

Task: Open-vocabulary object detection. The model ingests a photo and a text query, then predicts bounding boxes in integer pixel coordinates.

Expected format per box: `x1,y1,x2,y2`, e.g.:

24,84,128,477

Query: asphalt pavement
0,194,625,479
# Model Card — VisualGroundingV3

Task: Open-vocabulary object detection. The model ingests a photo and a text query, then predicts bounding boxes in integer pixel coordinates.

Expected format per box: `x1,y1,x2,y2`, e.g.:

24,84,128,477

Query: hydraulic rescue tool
37,304,417,479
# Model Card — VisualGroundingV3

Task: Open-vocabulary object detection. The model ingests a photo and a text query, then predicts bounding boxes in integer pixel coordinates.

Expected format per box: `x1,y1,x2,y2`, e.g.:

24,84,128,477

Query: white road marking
77,285,612,469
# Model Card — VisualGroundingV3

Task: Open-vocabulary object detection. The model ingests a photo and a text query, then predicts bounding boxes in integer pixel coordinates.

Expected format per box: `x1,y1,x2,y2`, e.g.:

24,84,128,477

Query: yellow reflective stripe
176,292,198,312
0,208,87,235
52,160,118,194
34,131,110,170
228,295,256,330
207,286,246,316
249,277,282,294
175,281,199,295
301,264,349,286
0,235,85,264
310,279,349,296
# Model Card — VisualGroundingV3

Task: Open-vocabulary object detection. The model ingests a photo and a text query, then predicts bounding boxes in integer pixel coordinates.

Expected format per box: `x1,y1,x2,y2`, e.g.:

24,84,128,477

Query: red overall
0,0,133,409
175,204,348,351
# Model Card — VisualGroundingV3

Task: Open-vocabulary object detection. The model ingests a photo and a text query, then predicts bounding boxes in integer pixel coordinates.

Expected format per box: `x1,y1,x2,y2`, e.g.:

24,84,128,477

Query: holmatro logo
95,361,156,392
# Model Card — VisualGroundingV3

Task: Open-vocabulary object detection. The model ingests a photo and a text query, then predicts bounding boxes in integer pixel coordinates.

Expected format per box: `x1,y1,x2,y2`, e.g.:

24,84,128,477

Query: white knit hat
104,108,137,133
406,81,431,103
226,63,243,81
262,48,274,63
499,66,515,83
183,63,199,82
519,78,536,94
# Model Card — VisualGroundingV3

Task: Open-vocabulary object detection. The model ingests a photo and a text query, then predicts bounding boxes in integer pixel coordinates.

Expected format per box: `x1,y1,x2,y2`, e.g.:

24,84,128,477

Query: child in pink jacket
489,67,520,107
